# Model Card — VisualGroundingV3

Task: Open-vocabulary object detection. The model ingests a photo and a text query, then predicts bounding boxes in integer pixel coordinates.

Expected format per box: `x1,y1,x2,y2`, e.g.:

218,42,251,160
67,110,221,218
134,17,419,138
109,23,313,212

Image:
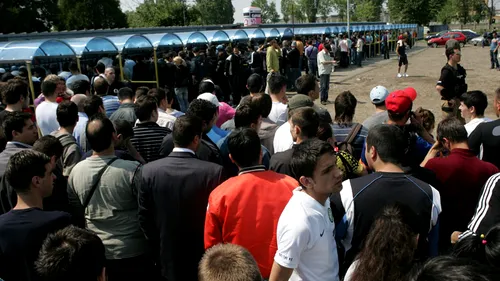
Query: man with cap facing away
362,86,390,130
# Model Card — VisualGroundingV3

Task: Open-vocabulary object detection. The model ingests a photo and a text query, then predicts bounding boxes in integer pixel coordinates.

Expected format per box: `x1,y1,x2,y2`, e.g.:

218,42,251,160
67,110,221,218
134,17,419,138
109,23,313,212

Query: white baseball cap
197,93,220,107
369,85,389,104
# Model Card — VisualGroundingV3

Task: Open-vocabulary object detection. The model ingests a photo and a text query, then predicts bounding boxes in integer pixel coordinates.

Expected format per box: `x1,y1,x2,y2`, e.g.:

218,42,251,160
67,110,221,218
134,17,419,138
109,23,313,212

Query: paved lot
314,42,499,123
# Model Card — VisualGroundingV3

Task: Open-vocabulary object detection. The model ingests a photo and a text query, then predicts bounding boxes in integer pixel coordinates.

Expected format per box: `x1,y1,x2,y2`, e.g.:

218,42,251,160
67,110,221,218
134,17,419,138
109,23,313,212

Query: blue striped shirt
102,95,120,117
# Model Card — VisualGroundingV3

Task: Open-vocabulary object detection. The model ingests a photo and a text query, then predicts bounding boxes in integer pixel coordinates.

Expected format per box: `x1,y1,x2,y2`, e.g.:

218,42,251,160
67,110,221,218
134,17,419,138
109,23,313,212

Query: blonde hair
199,244,262,281
173,56,185,66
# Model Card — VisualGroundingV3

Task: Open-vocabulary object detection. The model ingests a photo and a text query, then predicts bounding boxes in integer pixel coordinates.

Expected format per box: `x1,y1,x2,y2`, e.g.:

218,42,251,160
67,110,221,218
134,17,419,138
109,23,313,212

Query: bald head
71,94,87,112
85,114,115,153
104,67,115,85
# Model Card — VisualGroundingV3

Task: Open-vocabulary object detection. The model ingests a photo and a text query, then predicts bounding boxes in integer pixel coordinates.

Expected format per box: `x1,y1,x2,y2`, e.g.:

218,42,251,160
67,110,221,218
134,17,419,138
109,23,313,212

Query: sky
120,0,283,23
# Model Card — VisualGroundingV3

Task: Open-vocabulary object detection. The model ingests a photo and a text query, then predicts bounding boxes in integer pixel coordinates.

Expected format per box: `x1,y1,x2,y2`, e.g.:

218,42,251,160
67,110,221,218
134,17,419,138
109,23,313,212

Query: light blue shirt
73,112,89,152
102,96,120,117
490,38,498,51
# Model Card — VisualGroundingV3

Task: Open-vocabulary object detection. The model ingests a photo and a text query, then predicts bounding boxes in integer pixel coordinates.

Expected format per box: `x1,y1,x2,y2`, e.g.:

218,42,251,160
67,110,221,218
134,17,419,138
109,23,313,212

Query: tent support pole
76,57,82,73
118,53,125,82
153,48,160,88
25,61,36,106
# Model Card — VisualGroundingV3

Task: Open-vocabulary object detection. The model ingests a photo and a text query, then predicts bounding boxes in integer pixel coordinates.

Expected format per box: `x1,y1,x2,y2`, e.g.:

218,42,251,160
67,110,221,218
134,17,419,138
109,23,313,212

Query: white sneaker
397,73,402,78
404,73,409,77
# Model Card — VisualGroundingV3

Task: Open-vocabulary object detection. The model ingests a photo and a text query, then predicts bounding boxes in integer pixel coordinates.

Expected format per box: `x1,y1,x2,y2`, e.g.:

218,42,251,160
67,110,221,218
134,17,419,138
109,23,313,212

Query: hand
451,231,462,244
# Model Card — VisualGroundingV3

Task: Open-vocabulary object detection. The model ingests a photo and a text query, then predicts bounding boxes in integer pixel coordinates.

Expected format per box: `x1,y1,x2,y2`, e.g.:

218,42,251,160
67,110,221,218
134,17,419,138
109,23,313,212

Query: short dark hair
437,117,468,144
165,88,175,104
173,115,203,147
86,114,115,153
95,62,105,73
199,243,262,281
68,61,79,72
33,135,64,159
5,150,50,193
117,87,135,101
2,112,32,142
93,77,108,96
134,95,158,122
460,91,488,117
135,87,150,100
247,74,263,93
56,101,79,128
295,74,316,96
291,107,320,138
291,138,335,183
70,80,90,95
199,80,215,95
408,256,500,281
251,93,272,118
452,224,500,267
186,99,217,124
1,78,28,105
227,128,261,168
113,119,134,140
334,91,357,125
148,88,166,107
42,75,60,97
234,104,261,129
268,73,287,95
36,226,106,281
366,124,406,165
83,95,103,118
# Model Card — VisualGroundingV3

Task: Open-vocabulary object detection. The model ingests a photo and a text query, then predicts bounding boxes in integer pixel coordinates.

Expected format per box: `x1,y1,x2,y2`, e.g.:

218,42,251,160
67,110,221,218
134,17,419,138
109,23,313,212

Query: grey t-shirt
362,111,389,130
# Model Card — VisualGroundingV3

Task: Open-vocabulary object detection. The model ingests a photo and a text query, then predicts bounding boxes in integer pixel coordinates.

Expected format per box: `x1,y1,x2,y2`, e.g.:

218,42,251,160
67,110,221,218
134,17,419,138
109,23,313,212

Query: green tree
56,0,127,30
281,0,306,23
268,1,281,23
0,0,59,33
388,0,433,25
126,0,200,27
332,0,348,21
472,0,489,24
196,0,234,24
299,0,319,22
318,0,335,22
251,0,280,23
436,0,456,24
454,0,472,26
353,1,379,21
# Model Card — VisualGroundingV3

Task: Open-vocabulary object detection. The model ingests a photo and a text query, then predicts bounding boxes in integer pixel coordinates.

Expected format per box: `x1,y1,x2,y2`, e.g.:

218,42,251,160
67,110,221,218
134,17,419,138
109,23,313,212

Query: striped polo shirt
131,121,171,163
102,95,121,117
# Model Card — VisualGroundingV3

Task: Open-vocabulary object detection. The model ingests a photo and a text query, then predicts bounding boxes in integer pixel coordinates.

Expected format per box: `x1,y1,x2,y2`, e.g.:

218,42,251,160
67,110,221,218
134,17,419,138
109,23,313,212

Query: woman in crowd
452,224,500,268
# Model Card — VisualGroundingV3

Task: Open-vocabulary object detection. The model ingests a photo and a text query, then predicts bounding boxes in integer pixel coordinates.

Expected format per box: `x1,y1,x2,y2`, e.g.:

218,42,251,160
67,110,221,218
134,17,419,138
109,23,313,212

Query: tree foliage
436,0,455,25
0,0,59,34
352,1,380,21
126,0,201,27
388,0,436,25
56,0,127,30
299,0,319,23
281,0,306,23
251,0,280,23
318,0,335,22
196,0,234,25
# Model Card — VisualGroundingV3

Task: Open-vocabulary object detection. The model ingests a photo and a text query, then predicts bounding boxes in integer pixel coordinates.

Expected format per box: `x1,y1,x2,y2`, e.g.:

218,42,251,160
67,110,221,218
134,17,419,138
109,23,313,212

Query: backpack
336,124,362,179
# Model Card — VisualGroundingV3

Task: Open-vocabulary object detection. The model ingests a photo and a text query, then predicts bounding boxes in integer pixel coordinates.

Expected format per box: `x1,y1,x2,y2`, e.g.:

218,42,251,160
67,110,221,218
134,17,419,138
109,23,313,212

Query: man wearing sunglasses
436,47,468,123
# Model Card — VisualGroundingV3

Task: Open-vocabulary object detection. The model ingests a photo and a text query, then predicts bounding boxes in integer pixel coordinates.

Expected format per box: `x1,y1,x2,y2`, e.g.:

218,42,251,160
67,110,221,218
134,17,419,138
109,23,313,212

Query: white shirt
172,147,195,155
35,101,59,136
343,260,358,281
268,102,288,126
66,74,90,90
465,117,492,136
157,108,177,130
340,40,349,52
317,50,333,75
273,122,293,153
274,188,339,281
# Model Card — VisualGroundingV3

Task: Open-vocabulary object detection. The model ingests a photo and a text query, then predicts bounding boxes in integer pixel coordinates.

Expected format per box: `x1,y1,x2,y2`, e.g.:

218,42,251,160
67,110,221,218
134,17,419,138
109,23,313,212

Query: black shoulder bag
82,157,119,208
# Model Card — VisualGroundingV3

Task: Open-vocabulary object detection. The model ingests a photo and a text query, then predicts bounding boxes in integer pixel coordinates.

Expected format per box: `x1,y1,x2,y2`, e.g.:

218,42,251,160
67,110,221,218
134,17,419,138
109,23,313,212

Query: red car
428,32,467,48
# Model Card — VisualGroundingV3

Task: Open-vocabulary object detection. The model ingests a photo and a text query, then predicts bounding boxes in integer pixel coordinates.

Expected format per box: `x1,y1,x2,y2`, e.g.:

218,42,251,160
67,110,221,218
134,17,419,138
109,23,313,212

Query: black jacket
138,151,226,281
159,134,223,166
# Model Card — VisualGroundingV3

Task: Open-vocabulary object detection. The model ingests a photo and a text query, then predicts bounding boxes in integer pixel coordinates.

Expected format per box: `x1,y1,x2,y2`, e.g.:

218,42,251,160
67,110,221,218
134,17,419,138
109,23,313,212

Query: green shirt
266,47,280,73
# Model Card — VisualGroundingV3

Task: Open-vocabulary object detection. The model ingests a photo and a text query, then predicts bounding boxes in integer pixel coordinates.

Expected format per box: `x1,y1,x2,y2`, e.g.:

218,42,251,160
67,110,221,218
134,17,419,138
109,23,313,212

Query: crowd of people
0,40,499,281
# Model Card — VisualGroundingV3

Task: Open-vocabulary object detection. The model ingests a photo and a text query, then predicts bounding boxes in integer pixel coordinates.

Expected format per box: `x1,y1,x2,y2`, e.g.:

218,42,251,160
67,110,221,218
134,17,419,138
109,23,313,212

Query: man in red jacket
422,117,499,252
205,128,298,279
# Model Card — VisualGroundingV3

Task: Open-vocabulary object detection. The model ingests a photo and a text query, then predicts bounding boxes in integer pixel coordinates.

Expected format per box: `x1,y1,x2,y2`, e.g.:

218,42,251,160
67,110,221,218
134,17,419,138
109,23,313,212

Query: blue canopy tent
330,26,339,35
0,39,77,103
201,30,230,45
277,27,294,39
175,31,209,46
353,26,360,32
296,27,331,36
245,28,266,42
145,33,183,49
64,37,118,56
108,34,157,87
261,28,280,40
225,29,249,43
339,26,347,34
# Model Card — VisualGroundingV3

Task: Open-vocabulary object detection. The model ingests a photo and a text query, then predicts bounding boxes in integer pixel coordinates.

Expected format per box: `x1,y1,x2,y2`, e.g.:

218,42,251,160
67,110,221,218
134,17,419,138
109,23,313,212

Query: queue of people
0,41,500,281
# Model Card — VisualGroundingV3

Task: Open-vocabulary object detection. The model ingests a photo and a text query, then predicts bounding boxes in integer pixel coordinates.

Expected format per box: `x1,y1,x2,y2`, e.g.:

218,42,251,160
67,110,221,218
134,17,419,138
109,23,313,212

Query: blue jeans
308,60,318,77
319,74,330,102
289,68,301,89
175,87,189,112
350,48,357,63
490,50,499,69
356,51,363,66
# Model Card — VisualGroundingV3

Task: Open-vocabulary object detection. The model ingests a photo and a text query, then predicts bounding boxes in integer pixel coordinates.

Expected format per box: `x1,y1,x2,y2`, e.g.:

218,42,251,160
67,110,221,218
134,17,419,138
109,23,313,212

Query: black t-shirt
269,146,296,178
437,63,467,100
0,208,71,281
469,119,500,169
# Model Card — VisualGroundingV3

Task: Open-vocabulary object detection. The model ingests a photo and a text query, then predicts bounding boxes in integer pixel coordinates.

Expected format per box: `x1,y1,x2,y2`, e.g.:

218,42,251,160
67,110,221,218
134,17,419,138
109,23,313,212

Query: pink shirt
216,102,235,127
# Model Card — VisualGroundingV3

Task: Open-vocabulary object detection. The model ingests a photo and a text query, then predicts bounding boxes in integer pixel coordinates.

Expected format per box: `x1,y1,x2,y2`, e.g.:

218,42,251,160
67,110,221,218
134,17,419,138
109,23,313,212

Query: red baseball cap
385,87,417,114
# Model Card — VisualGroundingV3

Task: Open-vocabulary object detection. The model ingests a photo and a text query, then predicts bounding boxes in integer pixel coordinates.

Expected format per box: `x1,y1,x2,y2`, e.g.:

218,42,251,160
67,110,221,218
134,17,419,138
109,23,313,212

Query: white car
471,36,486,46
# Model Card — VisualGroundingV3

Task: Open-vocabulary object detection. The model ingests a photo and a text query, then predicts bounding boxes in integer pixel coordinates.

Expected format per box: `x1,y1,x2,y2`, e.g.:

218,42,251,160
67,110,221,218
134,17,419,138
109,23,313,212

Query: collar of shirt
450,148,476,158
135,121,160,127
238,165,266,175
119,103,135,109
158,108,166,114
7,141,32,148
78,112,88,119
172,147,196,155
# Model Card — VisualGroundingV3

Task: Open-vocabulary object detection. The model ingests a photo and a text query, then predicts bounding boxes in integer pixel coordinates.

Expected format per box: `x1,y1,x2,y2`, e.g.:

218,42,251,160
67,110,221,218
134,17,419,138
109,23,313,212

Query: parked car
471,36,487,46
427,32,467,48
425,30,449,41
453,30,479,41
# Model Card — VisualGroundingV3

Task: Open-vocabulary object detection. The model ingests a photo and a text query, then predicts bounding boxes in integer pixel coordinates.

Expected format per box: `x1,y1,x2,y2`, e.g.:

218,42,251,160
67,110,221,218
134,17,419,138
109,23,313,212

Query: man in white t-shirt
459,90,492,136
65,61,89,90
268,73,289,126
36,75,62,136
269,139,343,281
